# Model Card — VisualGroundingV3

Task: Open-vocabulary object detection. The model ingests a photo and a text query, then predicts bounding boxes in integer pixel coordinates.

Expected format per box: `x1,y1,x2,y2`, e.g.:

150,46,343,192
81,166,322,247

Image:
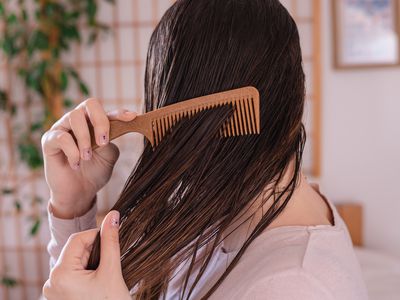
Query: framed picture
332,0,400,68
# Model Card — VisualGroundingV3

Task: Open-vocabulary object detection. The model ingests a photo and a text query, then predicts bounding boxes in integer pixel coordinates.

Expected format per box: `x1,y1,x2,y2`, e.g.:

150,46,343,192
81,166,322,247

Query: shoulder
240,269,335,300
213,226,368,299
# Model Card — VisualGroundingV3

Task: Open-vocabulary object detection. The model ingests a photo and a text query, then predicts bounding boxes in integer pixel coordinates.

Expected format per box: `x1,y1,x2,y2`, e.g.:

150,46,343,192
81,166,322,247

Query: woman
41,0,368,299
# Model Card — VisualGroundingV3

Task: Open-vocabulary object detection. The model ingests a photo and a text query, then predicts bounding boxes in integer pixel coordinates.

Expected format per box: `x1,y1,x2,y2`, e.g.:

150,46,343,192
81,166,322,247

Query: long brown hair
87,0,306,298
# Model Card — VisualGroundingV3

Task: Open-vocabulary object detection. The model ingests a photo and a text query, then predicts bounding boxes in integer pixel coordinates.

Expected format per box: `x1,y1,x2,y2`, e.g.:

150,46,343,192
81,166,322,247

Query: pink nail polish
110,211,120,227
100,134,108,145
83,148,92,160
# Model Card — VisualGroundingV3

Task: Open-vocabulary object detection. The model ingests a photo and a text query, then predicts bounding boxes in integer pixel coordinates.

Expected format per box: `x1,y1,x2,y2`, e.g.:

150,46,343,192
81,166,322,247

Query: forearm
50,192,97,219
47,196,98,270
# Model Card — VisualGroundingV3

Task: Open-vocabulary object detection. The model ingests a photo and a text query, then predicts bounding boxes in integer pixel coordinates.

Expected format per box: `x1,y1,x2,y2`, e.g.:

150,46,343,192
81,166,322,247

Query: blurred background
0,0,399,299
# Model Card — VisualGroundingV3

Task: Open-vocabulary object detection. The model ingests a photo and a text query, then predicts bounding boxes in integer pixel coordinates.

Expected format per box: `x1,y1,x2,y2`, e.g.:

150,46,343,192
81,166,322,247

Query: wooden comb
90,86,260,150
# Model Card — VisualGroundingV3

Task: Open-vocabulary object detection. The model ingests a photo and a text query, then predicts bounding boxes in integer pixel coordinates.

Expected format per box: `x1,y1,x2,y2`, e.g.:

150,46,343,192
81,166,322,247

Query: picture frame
332,0,400,69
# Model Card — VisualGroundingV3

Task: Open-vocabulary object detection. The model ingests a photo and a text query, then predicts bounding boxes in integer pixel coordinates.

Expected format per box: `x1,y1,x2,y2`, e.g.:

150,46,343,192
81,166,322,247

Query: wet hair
87,0,306,298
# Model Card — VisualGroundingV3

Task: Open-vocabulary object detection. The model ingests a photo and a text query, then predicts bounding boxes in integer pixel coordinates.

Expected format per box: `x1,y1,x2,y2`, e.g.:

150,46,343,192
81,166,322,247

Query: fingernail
72,161,80,170
110,211,120,228
82,148,92,160
100,134,108,145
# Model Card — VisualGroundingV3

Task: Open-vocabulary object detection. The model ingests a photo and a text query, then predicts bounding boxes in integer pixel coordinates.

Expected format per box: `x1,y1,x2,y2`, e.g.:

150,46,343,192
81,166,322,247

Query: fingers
42,98,137,170
56,229,99,269
44,98,138,166
93,142,120,168
69,108,92,161
52,98,137,146
107,108,137,122
83,99,110,147
41,130,81,170
98,210,122,275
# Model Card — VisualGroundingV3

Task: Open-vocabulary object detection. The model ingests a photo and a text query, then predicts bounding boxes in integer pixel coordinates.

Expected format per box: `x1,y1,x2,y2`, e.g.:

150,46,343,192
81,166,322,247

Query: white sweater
47,187,369,299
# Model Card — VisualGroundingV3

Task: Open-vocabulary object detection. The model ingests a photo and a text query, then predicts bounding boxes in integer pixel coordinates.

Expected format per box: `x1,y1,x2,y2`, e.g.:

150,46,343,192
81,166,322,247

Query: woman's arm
47,196,98,269
40,98,137,268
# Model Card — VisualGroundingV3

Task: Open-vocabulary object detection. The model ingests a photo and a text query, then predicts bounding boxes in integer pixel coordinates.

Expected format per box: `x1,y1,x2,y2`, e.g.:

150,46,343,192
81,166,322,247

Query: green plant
0,0,114,168
1,275,18,288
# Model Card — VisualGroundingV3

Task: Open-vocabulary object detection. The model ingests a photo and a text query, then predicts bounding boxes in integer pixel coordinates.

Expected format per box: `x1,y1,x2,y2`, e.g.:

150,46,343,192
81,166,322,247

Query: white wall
319,0,400,257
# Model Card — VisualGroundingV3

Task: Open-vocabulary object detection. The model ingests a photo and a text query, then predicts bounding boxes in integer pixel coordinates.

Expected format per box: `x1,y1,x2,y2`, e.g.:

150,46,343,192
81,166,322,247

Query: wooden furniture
335,203,363,246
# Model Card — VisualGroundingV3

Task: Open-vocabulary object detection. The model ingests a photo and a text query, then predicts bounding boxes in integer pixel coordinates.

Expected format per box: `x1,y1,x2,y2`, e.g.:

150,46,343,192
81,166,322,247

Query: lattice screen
0,1,321,299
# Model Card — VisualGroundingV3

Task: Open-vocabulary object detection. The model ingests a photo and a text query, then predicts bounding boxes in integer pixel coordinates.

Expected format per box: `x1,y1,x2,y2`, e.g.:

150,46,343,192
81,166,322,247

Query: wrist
49,195,97,219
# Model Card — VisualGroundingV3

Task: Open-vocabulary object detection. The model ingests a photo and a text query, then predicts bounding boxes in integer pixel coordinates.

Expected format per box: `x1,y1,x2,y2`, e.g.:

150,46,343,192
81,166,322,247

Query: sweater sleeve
241,269,335,300
46,198,98,270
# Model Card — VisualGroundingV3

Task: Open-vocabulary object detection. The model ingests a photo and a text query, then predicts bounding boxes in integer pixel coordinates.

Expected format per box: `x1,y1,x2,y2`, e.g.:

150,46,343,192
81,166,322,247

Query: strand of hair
173,112,177,126
157,118,163,143
249,97,258,134
233,99,242,135
245,97,253,134
225,100,234,136
239,99,248,135
228,102,235,137
167,114,172,132
152,121,157,146
243,97,252,134
155,119,161,145
224,100,232,137
235,98,243,135
228,103,236,136
243,98,250,134
164,115,169,134
161,116,166,138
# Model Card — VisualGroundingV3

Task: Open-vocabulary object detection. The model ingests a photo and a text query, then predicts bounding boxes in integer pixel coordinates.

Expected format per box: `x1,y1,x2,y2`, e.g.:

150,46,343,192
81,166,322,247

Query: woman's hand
42,211,131,300
41,98,137,218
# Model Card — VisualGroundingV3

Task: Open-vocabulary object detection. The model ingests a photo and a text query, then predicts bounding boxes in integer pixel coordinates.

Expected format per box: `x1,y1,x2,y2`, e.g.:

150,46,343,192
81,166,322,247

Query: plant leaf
68,67,79,79
14,200,22,212
10,104,17,115
61,25,80,42
28,30,49,53
30,121,43,132
60,70,68,91
0,90,8,110
2,188,14,194
1,276,18,288
2,35,18,57
0,3,5,17
63,98,74,108
22,9,28,21
79,81,89,96
67,11,80,20
29,218,41,236
32,196,43,205
86,0,97,24
18,139,43,169
88,31,98,45
6,13,17,24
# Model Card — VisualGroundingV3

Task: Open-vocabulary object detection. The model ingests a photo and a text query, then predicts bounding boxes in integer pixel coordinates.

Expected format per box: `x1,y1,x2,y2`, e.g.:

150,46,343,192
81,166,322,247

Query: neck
221,163,333,252
220,159,299,251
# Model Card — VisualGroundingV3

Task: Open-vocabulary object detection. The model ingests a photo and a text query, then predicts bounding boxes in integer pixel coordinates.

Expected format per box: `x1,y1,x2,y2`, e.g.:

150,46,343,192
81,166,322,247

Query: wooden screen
281,0,322,176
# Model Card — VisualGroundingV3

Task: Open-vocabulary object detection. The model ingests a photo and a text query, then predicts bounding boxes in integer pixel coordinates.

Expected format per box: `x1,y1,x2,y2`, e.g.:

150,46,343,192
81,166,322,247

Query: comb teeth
151,94,260,146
